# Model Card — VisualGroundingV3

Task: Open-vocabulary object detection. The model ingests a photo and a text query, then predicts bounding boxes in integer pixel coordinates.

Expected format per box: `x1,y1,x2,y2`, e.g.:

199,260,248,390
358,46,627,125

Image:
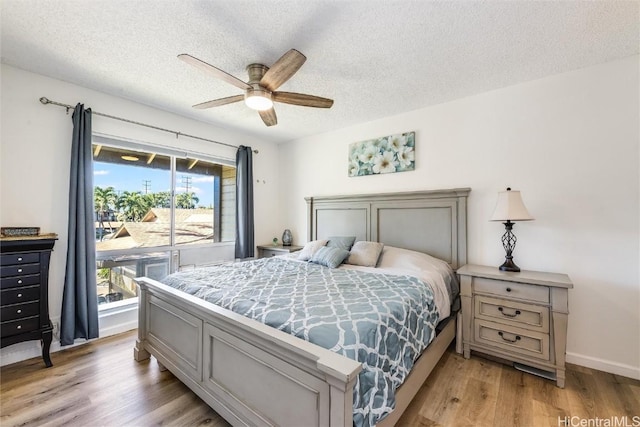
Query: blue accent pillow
326,236,356,251
309,246,350,268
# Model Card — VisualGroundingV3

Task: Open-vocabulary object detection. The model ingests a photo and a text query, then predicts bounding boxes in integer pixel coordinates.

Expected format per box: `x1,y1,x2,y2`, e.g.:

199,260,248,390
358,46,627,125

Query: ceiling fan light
245,89,273,111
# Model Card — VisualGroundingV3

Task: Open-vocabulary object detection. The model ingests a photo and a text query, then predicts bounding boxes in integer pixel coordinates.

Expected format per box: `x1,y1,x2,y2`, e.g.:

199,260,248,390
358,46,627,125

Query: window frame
92,134,236,311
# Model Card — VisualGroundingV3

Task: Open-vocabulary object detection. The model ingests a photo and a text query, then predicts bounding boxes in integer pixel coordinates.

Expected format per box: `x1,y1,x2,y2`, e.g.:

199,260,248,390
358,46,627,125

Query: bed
134,188,470,426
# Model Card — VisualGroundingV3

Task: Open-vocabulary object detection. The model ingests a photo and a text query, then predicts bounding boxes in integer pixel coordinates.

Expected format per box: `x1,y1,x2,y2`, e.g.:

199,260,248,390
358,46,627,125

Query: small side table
457,264,573,387
257,244,303,259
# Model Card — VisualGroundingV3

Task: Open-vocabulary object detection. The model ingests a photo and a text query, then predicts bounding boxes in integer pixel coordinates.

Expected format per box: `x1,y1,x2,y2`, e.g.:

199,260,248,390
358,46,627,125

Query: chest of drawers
457,264,572,387
1,236,57,367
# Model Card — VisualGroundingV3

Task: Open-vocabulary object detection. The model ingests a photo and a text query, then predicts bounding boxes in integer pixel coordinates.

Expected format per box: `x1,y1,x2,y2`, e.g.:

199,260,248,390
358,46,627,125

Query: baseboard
566,352,640,380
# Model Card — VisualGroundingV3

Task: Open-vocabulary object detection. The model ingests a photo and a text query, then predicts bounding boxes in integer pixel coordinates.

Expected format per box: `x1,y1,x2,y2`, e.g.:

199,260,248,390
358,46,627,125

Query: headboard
305,188,470,269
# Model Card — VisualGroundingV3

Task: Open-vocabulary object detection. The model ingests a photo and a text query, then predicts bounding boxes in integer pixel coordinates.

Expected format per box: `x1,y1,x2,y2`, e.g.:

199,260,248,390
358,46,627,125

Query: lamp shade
490,188,534,221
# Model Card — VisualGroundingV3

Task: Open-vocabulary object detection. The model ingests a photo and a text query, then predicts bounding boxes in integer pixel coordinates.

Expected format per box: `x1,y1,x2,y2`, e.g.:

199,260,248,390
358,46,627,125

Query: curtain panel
60,104,99,345
234,145,254,259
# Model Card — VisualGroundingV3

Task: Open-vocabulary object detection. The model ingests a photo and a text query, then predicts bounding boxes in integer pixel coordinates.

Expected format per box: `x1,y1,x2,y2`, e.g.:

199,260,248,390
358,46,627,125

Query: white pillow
297,239,328,261
346,241,384,267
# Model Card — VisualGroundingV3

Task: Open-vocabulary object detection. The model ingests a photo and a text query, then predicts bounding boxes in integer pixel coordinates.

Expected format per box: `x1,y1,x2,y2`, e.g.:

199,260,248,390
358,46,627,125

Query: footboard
134,277,362,427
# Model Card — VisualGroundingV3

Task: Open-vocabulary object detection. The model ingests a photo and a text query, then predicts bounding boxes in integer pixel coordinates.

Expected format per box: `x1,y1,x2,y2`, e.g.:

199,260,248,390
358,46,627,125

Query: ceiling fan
178,49,333,127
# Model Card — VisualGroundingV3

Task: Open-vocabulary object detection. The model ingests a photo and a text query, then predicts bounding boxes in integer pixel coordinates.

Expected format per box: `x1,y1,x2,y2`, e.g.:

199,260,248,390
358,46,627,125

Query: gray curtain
60,104,99,345
234,145,255,259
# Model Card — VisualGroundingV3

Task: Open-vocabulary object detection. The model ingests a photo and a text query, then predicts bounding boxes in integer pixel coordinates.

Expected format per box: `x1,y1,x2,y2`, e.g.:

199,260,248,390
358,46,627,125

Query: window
92,140,235,305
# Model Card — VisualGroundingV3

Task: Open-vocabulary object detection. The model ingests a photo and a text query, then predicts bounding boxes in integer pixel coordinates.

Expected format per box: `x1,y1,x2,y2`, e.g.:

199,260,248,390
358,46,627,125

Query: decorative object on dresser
281,229,293,246
457,264,573,387
1,227,41,237
490,187,534,272
257,244,303,258
0,234,58,367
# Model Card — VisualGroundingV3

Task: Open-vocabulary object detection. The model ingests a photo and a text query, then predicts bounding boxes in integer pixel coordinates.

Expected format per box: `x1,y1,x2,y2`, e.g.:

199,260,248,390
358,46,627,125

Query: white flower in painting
397,146,415,169
388,134,407,152
358,143,378,164
349,143,362,161
349,159,360,176
372,151,398,174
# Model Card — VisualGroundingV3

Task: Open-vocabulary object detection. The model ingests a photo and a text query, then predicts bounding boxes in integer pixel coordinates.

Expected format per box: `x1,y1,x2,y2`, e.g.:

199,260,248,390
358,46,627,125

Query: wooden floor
1,331,638,427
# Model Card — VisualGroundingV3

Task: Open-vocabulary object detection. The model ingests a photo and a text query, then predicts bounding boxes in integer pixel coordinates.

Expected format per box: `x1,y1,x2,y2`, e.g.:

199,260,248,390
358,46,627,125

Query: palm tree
94,186,117,240
117,191,150,222
145,191,171,208
176,192,199,209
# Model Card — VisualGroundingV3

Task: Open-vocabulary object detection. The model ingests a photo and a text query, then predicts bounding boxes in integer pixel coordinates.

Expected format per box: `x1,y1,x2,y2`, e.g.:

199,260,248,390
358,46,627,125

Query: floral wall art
348,131,415,177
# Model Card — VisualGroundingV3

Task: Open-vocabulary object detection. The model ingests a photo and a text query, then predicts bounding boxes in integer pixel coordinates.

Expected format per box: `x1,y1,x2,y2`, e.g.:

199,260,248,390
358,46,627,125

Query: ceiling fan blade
273,91,334,108
259,108,277,127
178,54,251,91
193,95,244,109
260,49,306,91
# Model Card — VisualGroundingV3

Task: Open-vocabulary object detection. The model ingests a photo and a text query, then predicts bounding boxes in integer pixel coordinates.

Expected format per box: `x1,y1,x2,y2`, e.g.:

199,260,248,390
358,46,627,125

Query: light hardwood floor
1,330,638,427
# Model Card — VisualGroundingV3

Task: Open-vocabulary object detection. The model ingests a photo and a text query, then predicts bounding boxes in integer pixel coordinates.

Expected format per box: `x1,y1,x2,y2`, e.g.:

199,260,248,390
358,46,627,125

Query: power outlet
52,321,60,340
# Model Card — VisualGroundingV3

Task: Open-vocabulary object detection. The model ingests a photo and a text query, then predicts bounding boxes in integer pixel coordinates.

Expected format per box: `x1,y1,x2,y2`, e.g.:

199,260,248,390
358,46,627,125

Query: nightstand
257,244,303,259
457,264,573,387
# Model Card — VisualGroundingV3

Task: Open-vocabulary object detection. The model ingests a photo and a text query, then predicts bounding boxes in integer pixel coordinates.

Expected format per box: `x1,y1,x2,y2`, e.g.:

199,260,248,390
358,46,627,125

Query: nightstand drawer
474,320,550,361
475,295,549,333
260,249,283,258
474,277,549,304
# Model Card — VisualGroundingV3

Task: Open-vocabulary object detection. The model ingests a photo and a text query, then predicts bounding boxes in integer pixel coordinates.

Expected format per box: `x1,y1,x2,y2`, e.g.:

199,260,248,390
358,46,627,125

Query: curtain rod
39,97,258,154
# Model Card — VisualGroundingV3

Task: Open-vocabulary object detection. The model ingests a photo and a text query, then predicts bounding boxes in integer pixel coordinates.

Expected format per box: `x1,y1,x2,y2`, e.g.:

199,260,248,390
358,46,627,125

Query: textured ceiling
1,1,638,144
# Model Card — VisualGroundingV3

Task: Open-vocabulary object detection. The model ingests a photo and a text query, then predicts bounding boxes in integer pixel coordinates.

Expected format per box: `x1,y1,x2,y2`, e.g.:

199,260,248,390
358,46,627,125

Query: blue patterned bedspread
161,257,439,427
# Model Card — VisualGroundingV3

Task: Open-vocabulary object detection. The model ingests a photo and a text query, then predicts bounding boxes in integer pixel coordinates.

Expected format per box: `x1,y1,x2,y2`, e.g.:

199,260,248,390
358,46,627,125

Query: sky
93,161,215,207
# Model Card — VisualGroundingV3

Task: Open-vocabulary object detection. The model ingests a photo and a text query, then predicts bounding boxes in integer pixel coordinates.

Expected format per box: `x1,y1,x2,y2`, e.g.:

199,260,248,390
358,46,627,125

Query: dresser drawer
1,263,40,278
473,277,549,304
475,295,549,333
1,316,39,338
1,273,40,290
474,319,550,361
1,301,40,322
0,252,39,266
1,285,40,305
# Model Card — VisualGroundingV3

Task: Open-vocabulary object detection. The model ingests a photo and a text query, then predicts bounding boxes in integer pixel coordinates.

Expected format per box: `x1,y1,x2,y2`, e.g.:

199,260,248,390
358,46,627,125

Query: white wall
279,56,640,379
0,64,280,362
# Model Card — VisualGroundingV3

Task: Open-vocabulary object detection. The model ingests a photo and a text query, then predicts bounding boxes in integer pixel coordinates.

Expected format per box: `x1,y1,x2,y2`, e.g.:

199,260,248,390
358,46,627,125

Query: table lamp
490,187,534,272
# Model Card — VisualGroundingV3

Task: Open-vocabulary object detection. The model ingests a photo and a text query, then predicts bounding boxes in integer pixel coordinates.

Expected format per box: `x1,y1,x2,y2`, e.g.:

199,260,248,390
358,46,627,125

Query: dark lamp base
499,257,521,272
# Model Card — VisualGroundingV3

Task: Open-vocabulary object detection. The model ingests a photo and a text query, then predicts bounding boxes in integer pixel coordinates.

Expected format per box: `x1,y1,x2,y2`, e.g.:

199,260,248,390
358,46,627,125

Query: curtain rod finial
39,97,50,104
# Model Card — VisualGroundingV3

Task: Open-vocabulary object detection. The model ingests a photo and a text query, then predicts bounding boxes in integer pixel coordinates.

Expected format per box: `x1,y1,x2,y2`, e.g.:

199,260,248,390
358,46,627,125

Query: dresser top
457,264,573,289
0,233,58,241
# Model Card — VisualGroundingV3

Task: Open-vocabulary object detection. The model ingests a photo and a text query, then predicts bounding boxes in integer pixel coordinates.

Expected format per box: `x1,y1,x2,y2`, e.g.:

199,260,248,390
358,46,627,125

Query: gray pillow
309,246,350,268
346,241,384,267
326,236,356,251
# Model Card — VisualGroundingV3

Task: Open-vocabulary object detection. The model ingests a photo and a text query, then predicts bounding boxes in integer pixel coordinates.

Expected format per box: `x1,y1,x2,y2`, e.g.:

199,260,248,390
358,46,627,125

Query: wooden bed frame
134,188,470,426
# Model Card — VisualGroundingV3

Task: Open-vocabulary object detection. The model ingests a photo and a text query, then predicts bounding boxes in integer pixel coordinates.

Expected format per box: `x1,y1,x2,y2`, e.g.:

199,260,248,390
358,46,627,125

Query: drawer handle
17,268,23,273
498,307,521,318
17,293,23,298
17,279,23,284
17,309,22,314
498,331,521,343
505,287,512,292
17,325,22,330
17,257,23,261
